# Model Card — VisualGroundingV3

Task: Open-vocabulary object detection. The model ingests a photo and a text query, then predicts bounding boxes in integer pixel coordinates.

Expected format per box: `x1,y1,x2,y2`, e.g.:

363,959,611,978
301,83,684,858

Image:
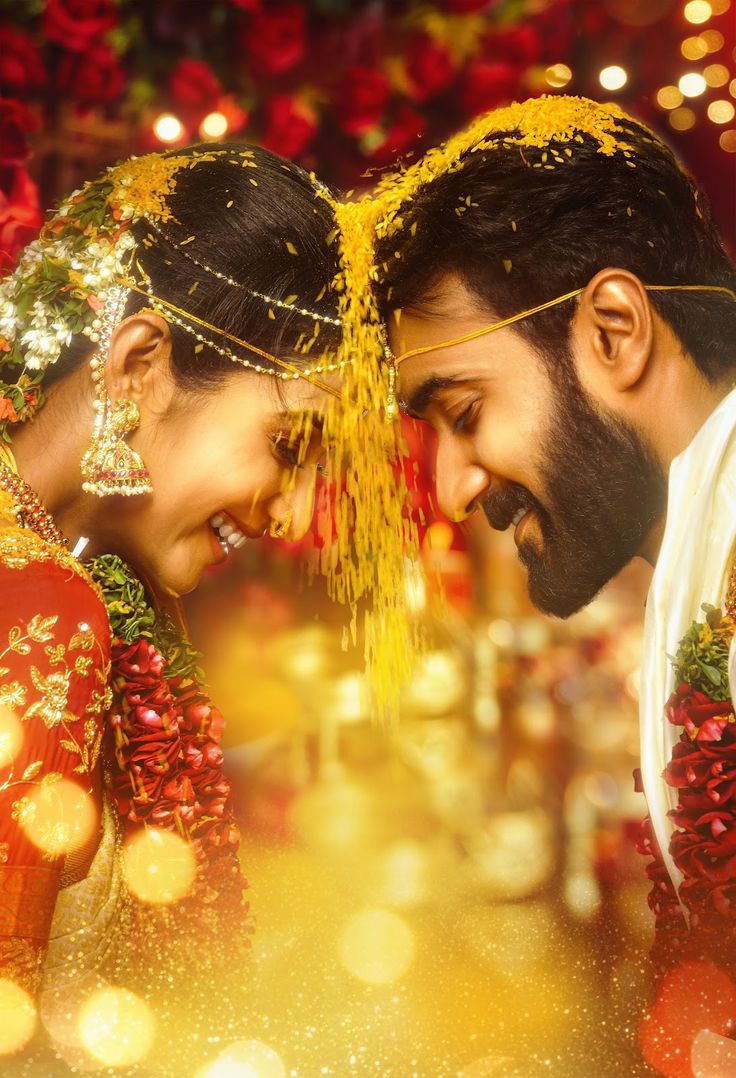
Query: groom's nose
434,437,490,523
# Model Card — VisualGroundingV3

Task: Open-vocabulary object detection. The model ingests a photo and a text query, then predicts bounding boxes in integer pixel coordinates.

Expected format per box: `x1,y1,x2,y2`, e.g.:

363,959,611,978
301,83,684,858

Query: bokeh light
669,105,697,130
683,0,713,23
704,62,730,85
200,111,229,140
77,987,156,1068
0,979,36,1055
292,778,374,848
0,705,23,769
338,908,415,985
720,129,736,152
678,71,708,96
564,871,602,919
465,809,555,898
197,1040,287,1078
403,647,467,715
488,618,515,648
18,777,96,857
639,961,736,1078
123,827,197,905
707,98,736,122
681,35,709,60
599,65,628,90
381,840,428,907
691,1029,736,1075
708,0,730,11
700,28,725,50
153,113,184,143
545,63,573,88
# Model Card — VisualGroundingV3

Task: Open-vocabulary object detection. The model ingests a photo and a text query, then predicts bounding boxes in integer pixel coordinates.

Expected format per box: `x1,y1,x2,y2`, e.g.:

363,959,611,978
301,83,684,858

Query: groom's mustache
482,481,540,532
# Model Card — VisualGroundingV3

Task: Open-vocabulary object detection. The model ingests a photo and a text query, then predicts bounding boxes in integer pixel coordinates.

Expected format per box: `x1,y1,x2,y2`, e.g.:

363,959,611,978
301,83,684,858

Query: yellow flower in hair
108,151,221,223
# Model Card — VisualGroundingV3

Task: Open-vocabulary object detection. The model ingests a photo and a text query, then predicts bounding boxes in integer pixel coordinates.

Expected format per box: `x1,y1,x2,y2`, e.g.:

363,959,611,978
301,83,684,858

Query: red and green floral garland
636,600,736,972
87,553,251,938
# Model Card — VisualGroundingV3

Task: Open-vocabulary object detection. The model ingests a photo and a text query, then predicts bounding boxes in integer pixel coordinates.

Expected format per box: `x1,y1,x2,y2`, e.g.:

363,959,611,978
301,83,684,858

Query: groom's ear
571,268,654,396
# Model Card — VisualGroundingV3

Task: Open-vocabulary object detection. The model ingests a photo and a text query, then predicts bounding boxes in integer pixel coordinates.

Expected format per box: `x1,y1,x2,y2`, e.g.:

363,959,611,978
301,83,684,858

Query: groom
372,95,736,1006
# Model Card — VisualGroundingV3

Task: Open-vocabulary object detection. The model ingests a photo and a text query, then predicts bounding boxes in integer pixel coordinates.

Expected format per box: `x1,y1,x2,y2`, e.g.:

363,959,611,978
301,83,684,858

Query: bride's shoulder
0,487,110,654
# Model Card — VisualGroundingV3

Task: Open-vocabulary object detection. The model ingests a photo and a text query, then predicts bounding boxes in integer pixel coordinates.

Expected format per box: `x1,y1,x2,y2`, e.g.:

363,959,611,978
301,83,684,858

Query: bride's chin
143,548,208,601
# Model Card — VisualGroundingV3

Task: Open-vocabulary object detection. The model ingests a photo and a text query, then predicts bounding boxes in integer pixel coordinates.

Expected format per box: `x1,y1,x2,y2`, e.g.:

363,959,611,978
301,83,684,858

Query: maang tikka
80,285,153,497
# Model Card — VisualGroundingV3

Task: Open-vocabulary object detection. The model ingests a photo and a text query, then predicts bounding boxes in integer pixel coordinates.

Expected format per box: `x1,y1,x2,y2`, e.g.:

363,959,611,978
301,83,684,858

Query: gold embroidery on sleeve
25,666,73,728
0,682,26,709
1,615,109,780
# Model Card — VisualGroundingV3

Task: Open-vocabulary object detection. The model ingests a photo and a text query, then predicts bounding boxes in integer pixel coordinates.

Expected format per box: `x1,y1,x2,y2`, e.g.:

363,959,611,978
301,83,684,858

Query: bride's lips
206,510,265,565
207,521,229,565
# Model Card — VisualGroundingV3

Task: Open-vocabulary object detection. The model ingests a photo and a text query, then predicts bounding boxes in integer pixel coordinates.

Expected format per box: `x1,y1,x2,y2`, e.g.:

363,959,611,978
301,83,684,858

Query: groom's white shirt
640,387,736,894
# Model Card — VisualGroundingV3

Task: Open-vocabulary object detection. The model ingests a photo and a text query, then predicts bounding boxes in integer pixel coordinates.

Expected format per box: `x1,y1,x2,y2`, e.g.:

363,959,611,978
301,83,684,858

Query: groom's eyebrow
401,375,468,418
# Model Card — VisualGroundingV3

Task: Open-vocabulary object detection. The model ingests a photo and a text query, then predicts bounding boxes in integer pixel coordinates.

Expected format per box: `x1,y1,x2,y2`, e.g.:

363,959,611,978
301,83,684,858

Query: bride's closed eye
270,429,304,468
270,429,328,475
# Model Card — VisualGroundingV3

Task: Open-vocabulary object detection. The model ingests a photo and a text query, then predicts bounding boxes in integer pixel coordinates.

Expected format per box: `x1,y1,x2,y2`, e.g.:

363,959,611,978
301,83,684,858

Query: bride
0,144,344,1072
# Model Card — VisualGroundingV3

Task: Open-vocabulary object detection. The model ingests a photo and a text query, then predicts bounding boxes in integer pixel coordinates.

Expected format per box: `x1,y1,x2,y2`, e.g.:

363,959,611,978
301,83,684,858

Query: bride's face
89,328,335,598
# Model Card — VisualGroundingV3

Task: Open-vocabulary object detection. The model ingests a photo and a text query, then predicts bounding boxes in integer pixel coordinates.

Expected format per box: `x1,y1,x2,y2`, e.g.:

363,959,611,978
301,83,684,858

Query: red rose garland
107,638,250,929
636,605,736,971
89,556,251,939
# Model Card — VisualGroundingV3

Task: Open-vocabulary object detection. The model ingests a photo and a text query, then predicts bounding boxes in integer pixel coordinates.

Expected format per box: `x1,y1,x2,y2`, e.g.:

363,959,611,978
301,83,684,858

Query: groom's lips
513,510,534,546
483,488,535,533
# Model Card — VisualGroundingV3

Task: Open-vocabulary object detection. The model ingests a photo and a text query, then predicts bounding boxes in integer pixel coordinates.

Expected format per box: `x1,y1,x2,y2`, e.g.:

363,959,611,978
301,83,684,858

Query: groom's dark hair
375,115,736,382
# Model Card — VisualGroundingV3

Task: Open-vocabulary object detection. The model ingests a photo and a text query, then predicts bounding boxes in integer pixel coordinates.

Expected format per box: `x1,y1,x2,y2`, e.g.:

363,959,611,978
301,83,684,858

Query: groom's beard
482,365,667,618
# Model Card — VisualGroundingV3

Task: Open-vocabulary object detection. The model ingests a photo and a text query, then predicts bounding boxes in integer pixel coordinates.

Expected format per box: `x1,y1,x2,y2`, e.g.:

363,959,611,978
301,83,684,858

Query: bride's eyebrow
277,409,325,433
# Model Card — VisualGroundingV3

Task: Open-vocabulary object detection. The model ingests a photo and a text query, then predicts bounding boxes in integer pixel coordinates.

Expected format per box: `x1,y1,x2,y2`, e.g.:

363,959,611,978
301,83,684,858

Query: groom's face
391,276,666,617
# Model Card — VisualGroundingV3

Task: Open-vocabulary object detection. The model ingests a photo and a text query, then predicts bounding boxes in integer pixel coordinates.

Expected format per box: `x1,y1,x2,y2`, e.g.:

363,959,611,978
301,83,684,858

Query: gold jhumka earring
80,285,153,498
269,510,293,540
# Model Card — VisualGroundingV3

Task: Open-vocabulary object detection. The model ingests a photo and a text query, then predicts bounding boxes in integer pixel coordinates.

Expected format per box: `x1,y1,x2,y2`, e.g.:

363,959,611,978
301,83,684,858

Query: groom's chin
522,552,610,620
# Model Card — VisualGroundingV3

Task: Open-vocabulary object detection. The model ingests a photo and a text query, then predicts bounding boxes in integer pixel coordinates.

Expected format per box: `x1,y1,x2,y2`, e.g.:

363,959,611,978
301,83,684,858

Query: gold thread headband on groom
387,284,736,366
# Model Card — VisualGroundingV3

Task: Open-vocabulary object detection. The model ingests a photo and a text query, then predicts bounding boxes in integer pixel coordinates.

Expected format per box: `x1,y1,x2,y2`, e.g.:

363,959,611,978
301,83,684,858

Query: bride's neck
10,365,97,544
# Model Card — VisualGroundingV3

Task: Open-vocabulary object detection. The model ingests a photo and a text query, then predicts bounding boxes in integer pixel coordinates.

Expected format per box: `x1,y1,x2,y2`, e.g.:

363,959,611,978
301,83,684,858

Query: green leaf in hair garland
86,552,204,682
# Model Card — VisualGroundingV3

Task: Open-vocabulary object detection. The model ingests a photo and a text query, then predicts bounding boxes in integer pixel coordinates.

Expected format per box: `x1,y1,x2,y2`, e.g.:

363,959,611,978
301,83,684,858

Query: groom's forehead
388,272,494,324
387,283,501,363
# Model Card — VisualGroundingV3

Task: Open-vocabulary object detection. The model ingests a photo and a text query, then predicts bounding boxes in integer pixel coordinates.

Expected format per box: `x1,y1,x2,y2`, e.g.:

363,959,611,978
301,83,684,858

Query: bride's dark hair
44,143,341,392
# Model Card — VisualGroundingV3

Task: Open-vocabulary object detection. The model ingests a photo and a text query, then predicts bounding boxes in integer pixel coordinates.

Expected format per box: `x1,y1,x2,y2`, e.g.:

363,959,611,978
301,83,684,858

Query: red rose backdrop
0,0,734,271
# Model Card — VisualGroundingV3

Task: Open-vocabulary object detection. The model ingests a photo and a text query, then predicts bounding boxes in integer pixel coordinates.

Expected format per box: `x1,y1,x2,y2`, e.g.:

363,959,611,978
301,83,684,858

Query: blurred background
2,1,735,1075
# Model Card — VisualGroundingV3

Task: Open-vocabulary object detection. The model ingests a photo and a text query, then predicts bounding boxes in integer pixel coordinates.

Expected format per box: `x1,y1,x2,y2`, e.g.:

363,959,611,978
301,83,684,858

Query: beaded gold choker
0,450,66,547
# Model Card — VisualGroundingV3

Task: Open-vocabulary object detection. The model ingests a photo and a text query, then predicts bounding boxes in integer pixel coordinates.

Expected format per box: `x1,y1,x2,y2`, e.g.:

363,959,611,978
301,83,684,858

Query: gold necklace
0,459,67,547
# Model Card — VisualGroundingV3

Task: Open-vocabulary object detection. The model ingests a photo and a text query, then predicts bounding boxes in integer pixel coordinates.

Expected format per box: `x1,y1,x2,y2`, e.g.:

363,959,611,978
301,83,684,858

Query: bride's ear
103,312,177,414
